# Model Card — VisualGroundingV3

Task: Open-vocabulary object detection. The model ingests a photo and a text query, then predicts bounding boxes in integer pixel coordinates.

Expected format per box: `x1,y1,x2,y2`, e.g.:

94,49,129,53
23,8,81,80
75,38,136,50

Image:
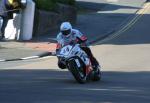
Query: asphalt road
76,0,146,43
1,1,150,103
1,69,150,103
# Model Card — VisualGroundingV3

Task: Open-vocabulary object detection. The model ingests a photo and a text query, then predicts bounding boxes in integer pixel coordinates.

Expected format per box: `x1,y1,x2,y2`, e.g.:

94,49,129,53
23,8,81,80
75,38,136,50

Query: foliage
33,0,75,11
55,0,75,5
33,0,56,11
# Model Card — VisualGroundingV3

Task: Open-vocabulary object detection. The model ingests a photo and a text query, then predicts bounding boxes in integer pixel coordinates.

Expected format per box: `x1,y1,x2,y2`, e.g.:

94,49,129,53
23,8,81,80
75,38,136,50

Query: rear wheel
92,66,101,81
68,59,86,84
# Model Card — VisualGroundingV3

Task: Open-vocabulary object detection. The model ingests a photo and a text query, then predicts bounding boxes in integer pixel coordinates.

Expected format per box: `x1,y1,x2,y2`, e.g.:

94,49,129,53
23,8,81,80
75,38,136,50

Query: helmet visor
61,29,71,36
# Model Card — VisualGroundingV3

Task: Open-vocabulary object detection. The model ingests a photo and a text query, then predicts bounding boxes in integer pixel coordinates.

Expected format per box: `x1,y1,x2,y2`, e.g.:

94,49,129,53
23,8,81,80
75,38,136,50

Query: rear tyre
92,66,101,81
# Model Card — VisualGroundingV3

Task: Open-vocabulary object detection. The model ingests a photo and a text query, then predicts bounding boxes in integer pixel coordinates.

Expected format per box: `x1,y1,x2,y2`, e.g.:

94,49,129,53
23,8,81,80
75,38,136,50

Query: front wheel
68,59,86,84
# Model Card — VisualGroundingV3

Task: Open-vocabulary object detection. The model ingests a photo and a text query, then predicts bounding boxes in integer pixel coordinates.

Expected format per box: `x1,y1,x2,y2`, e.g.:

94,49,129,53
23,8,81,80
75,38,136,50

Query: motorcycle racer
56,22,100,72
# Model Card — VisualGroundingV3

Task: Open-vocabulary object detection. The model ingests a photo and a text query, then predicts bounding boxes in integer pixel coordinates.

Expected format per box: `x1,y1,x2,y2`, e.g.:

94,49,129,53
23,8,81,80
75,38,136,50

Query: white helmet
60,22,72,37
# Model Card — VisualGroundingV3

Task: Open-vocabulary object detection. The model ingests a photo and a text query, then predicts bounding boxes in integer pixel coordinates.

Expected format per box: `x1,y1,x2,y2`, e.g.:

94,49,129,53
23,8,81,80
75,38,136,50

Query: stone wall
33,3,77,37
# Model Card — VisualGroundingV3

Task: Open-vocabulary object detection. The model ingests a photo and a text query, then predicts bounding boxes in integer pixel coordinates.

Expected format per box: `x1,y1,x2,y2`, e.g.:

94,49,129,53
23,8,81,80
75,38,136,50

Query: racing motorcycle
56,44,101,84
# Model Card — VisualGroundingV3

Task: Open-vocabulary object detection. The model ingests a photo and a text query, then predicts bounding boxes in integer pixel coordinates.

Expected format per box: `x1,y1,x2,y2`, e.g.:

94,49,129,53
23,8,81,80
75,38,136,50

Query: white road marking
107,0,118,3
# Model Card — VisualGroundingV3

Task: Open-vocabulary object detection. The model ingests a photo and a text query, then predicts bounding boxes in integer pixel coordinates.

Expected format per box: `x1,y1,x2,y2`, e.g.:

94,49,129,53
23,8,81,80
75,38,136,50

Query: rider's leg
81,47,99,69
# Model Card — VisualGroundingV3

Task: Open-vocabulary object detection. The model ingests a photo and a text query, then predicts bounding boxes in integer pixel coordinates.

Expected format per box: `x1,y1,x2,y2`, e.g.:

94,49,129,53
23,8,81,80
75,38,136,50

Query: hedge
33,0,75,11
56,0,75,5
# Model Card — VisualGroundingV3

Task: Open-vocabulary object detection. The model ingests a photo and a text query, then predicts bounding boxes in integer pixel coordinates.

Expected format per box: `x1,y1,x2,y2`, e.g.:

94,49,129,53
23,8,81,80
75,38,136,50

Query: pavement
0,0,147,61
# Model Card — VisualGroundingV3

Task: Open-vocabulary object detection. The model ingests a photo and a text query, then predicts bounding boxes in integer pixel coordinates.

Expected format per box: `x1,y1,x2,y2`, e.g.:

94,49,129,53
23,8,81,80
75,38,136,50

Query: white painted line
21,56,39,60
48,37,57,41
107,0,118,3
0,59,5,62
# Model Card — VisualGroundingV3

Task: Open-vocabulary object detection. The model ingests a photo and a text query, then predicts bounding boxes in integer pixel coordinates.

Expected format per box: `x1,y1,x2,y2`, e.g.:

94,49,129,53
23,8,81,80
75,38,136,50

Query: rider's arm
56,43,61,52
56,34,63,53
74,29,88,46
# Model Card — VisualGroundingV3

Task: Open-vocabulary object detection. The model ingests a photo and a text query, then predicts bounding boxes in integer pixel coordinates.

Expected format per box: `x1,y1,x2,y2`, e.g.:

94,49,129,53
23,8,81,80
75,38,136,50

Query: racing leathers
56,29,99,70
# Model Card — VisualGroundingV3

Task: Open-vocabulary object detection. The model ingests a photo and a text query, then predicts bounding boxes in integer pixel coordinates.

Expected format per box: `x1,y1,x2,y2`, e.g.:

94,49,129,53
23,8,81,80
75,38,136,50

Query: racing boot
58,58,66,69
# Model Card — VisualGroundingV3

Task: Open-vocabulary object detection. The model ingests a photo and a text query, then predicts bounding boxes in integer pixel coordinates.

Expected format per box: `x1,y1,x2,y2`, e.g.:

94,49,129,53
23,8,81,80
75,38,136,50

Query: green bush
56,0,75,5
33,0,56,11
33,0,75,11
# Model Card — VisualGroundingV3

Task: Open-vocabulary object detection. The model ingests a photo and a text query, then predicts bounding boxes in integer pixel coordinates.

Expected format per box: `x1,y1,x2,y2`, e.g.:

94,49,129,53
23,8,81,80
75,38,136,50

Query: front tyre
68,59,86,84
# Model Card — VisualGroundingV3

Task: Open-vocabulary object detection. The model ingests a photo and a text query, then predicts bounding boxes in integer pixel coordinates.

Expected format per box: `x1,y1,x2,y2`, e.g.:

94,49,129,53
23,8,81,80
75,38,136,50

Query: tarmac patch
25,42,57,52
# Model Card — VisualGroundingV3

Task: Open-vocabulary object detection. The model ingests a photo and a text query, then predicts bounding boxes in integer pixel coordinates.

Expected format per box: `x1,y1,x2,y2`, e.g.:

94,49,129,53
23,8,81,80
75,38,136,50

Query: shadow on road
0,69,150,103
76,1,140,12
91,13,150,45
36,0,149,47
16,1,142,44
